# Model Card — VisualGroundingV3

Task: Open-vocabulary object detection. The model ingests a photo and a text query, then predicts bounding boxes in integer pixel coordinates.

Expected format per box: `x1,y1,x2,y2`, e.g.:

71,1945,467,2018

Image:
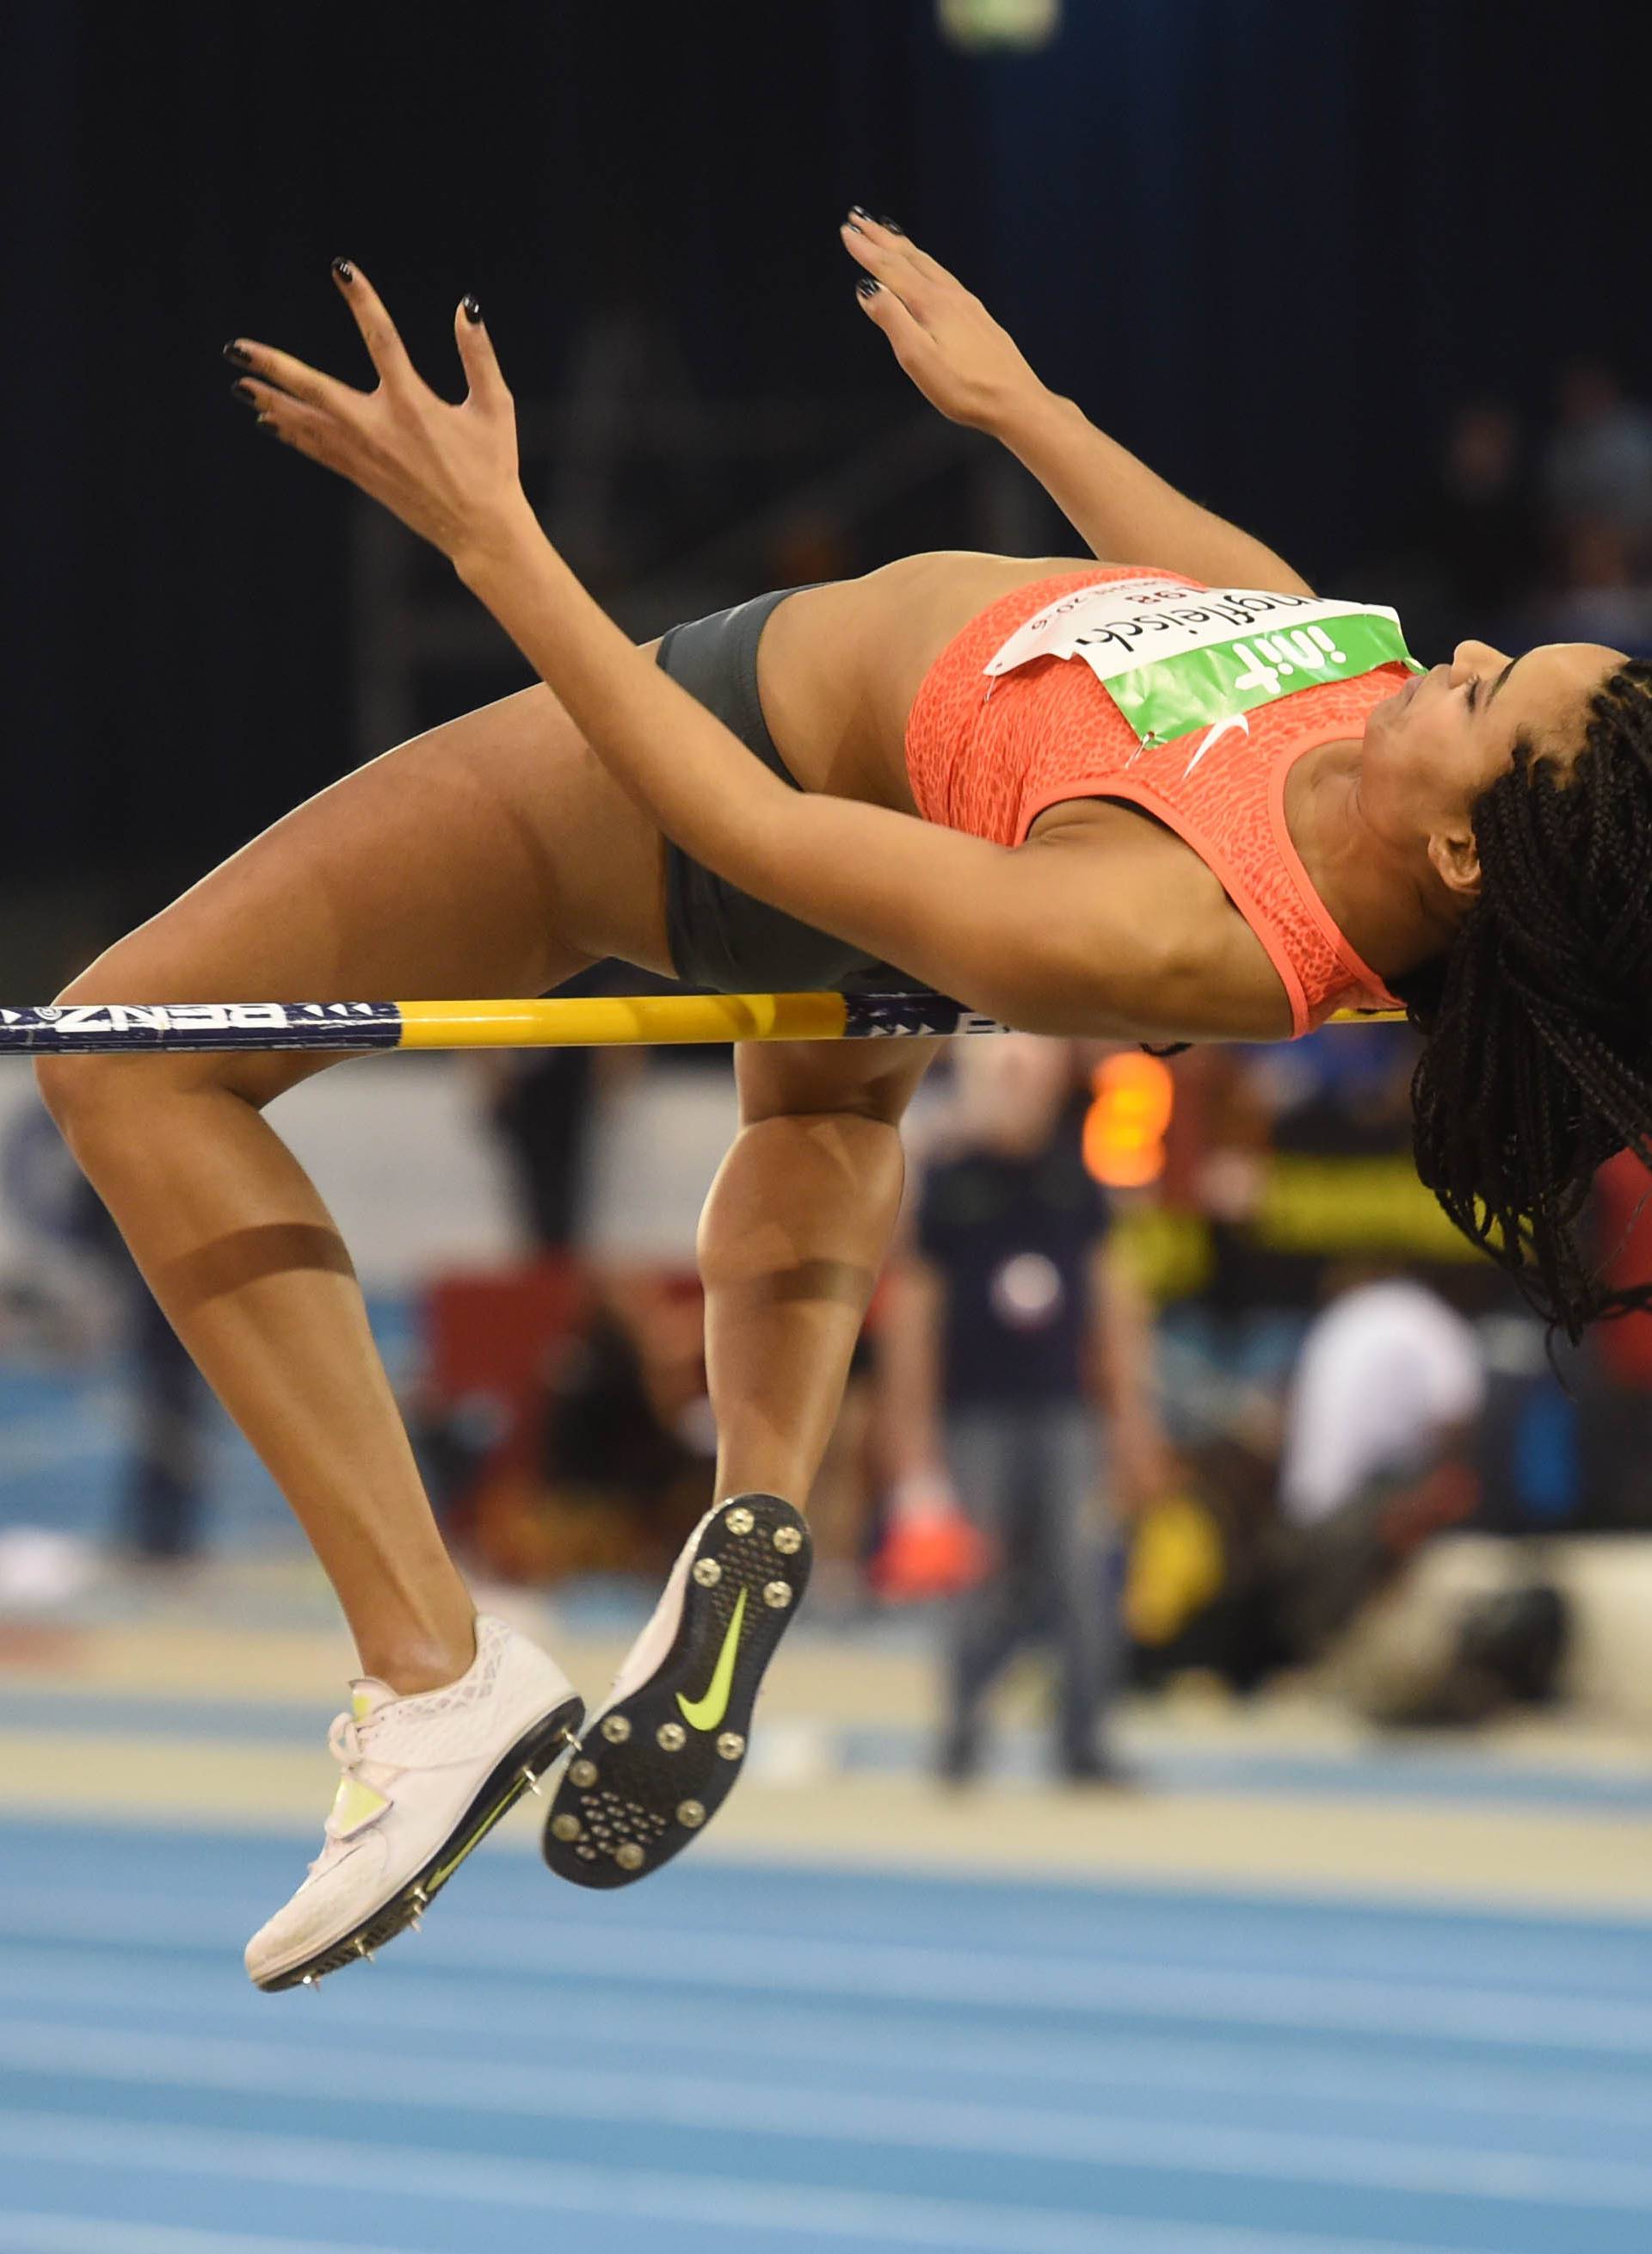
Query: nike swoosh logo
677,1584,749,1732
428,1789,519,1893
1182,711,1251,776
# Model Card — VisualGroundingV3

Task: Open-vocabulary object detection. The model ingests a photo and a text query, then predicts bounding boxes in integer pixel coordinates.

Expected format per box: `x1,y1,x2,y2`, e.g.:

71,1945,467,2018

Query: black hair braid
1396,659,1652,1340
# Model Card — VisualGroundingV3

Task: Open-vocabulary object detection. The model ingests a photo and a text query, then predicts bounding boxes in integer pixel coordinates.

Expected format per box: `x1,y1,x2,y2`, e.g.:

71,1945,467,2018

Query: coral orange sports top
904,566,1408,1037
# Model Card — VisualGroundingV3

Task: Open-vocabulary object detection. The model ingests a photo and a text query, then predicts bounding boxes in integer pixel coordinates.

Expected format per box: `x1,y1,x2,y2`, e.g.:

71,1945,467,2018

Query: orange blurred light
1083,1052,1174,1188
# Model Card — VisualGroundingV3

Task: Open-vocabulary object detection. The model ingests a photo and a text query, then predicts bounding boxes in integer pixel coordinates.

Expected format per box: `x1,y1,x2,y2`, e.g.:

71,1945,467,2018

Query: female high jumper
39,215,1652,1988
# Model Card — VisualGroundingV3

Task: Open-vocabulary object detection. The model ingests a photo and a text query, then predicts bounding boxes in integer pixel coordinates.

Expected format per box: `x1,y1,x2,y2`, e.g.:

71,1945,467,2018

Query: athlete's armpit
962,822,1296,1043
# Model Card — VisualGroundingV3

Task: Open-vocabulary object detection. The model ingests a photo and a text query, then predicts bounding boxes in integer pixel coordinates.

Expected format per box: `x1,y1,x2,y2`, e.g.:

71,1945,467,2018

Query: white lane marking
4,1944,1651,2132
3,1890,1651,2054
0,2220,418,2254
2,2020,1649,2209
0,2114,1514,2254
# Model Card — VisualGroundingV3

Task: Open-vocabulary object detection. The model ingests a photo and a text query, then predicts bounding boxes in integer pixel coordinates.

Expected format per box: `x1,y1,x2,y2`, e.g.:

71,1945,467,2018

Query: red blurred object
1594,1152,1652,1386
424,1256,588,1474
869,1506,992,1603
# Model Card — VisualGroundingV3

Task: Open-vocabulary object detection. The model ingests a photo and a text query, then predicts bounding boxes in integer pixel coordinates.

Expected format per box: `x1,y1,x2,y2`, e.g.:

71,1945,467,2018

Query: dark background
5,1,1649,924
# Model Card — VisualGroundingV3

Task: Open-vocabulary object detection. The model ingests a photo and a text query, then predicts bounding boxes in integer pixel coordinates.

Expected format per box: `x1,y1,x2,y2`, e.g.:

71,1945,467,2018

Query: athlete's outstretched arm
227,267,1278,1045
839,213,1315,600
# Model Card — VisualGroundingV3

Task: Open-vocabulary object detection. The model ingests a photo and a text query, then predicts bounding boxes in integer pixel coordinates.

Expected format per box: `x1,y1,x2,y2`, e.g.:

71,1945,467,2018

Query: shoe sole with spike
258,1695,583,1991
543,1494,811,1890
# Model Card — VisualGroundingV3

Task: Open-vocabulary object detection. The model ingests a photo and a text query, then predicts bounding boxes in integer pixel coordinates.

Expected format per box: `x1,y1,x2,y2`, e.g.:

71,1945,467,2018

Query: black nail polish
878,215,905,235
331,257,354,284
857,276,881,298
231,378,257,404
461,295,482,324
223,340,251,367
844,220,865,237
849,205,872,219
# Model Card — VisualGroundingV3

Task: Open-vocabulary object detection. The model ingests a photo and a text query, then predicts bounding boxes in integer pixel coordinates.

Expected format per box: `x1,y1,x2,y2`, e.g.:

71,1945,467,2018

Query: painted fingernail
877,215,905,235
849,205,872,219
842,220,864,236
331,257,354,284
223,340,251,367
857,276,881,298
231,379,257,404
461,295,482,324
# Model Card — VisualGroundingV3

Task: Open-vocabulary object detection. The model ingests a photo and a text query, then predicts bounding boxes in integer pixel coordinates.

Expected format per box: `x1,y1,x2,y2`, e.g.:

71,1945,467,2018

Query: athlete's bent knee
734,1039,940,1133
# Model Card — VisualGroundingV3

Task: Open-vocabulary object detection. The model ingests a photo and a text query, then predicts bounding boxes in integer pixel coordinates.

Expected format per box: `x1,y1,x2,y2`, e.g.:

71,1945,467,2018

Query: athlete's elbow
969,921,1198,1040
958,943,1135,1040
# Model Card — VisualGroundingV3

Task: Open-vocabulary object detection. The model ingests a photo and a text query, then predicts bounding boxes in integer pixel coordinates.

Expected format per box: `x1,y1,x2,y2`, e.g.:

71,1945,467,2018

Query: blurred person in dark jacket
878,1039,1168,1784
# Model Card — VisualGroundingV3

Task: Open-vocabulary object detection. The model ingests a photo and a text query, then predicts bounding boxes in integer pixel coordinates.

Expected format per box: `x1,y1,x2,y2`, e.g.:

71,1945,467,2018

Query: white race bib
985,578,1422,749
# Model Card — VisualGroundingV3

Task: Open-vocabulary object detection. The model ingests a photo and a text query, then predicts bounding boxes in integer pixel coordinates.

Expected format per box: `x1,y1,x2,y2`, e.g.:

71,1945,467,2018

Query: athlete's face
1360,639,1624,901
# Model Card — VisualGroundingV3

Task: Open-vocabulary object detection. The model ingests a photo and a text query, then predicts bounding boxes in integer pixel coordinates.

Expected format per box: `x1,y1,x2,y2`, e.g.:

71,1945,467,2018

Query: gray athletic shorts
655,588,924,995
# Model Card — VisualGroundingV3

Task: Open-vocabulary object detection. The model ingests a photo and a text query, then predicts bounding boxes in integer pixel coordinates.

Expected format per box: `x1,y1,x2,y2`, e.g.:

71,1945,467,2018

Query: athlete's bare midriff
756,551,1098,813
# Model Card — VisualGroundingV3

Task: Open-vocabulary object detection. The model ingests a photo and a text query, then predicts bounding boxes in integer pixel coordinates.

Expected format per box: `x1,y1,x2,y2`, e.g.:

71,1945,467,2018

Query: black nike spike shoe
543,1493,812,1889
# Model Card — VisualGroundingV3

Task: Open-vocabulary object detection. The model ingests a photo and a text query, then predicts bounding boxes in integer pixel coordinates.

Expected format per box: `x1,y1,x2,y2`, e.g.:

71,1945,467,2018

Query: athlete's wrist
451,491,546,594
992,382,1082,457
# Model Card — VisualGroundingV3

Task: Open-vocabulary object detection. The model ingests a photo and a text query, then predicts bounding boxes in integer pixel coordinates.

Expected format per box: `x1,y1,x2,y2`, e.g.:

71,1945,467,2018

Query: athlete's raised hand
225,261,533,574
839,211,1045,433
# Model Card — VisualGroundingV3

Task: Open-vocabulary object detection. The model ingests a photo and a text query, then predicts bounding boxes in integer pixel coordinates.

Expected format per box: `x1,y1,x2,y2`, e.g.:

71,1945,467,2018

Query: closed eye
1464,675,1480,713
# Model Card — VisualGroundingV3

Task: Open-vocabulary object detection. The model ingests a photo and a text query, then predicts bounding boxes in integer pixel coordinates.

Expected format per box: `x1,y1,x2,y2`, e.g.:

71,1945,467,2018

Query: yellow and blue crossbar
0,991,1404,1056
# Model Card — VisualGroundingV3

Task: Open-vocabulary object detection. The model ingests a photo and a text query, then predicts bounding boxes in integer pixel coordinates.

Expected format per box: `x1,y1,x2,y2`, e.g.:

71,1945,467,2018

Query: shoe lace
327,1711,366,1770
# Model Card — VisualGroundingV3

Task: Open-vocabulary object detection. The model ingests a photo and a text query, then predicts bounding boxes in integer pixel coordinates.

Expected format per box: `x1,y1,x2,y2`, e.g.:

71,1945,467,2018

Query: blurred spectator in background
480,1046,604,1254
1524,359,1652,660
878,1039,1168,1786
1542,359,1652,555
1274,1272,1484,1662
1524,516,1652,658
1407,398,1542,654
0,1008,208,1571
476,962,693,1257
1581,1151,1652,1530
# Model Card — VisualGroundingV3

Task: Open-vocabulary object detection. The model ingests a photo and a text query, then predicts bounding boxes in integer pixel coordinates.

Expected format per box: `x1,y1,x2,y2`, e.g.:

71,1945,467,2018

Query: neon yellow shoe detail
676,1584,748,1732
327,1773,391,1840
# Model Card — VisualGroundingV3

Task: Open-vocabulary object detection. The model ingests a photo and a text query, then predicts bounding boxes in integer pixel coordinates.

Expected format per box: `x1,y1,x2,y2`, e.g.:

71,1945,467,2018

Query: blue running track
1,1816,1650,2253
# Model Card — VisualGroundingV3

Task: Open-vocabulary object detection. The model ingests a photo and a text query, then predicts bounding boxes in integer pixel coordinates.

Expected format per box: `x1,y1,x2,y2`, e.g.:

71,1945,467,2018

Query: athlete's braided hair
1394,658,1652,1339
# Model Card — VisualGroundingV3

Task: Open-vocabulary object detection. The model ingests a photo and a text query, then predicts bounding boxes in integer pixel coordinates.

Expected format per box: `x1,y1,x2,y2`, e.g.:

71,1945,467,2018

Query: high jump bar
0,991,1404,1057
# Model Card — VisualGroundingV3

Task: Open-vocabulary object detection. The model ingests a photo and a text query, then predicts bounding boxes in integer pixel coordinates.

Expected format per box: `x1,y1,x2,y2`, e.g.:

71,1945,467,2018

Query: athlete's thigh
61,669,675,1106
734,1034,941,1129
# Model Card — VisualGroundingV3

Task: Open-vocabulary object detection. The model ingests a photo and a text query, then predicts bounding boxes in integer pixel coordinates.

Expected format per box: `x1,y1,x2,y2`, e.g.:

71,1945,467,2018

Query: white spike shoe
247,1614,583,1991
